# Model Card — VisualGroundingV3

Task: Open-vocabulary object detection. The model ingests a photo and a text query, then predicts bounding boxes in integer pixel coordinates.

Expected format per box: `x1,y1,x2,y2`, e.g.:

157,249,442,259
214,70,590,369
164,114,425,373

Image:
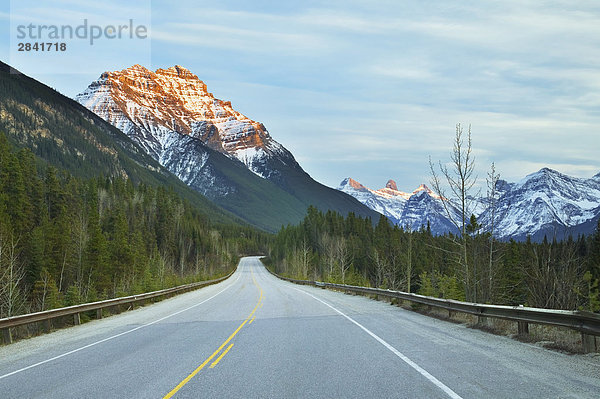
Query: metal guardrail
0,270,235,344
267,269,600,353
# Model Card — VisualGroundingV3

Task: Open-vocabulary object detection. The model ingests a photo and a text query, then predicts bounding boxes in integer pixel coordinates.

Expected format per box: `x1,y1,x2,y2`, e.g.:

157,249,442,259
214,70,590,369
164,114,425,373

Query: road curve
0,256,598,398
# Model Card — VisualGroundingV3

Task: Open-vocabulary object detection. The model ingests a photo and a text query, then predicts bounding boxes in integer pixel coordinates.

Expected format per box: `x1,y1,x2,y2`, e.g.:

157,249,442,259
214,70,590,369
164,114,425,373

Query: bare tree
155,252,168,288
32,268,59,311
58,250,68,293
484,162,501,302
0,233,26,318
386,249,401,291
320,232,337,279
371,248,388,288
210,230,221,256
299,236,312,279
37,270,51,311
336,237,352,284
429,123,478,300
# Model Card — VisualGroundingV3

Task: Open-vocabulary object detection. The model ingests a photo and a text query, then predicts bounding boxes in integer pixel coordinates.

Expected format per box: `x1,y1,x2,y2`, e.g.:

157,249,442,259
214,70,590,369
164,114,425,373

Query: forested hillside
0,61,241,227
268,207,600,311
0,133,269,318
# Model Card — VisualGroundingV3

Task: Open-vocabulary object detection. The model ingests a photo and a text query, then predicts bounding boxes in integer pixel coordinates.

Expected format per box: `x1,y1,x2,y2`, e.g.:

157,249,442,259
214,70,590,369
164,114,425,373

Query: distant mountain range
338,178,457,234
339,168,600,241
76,65,379,231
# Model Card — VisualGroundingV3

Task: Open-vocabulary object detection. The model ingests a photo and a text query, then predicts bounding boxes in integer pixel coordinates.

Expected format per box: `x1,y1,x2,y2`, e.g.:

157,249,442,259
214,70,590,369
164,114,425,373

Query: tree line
267,207,599,312
0,133,268,318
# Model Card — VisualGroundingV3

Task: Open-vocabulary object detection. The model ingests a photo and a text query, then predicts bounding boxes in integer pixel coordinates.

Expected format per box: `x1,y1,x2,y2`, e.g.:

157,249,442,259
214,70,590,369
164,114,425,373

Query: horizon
2,1,599,191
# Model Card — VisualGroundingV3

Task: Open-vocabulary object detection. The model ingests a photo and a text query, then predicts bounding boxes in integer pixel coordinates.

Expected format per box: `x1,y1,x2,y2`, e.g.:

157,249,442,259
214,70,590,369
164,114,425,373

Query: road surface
1,256,598,398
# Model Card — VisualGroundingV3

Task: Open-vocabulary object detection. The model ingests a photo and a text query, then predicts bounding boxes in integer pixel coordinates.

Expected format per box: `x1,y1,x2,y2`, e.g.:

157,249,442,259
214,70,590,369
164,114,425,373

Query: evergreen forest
267,206,600,311
0,133,268,318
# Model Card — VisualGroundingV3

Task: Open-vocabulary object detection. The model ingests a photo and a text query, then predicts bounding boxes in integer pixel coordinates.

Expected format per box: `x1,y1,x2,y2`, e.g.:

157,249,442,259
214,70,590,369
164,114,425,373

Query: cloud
7,0,598,190
8,0,151,24
152,23,328,55
370,64,434,80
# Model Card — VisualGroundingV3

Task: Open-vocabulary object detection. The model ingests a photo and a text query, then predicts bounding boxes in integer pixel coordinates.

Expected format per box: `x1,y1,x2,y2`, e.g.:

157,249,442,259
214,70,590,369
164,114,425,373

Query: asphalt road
1,256,599,398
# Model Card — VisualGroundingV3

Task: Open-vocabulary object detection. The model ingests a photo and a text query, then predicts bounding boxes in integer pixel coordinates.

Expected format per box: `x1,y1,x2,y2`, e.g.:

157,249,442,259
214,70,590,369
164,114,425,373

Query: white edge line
290,286,463,399
0,272,241,380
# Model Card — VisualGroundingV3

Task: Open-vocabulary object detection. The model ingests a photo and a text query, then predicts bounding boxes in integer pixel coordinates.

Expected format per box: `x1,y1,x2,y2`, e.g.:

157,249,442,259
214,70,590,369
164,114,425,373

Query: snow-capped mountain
339,168,600,240
76,64,379,231
76,64,295,182
338,178,457,234
487,168,600,240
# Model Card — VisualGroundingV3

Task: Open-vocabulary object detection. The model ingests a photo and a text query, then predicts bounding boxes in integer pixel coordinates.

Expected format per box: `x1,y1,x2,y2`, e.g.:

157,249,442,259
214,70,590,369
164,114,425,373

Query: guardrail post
448,310,455,318
518,321,529,335
478,316,488,326
73,312,81,325
96,309,103,319
2,328,12,344
43,319,51,333
581,333,596,353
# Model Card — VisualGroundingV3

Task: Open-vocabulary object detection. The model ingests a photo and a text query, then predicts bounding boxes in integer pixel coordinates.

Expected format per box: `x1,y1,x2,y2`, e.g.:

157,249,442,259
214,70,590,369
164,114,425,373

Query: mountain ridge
339,168,600,240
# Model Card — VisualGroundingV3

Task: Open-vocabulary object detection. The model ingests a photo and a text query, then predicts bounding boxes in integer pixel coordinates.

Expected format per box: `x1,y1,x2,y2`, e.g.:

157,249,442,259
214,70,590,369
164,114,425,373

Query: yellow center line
162,266,263,399
209,343,234,369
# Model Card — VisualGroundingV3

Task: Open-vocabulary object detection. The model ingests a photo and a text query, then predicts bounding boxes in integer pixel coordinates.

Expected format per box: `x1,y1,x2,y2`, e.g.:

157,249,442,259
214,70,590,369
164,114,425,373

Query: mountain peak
518,167,568,188
539,167,559,175
386,179,398,191
77,64,287,176
413,184,432,194
122,64,152,74
156,65,199,80
129,63,149,70
341,178,367,191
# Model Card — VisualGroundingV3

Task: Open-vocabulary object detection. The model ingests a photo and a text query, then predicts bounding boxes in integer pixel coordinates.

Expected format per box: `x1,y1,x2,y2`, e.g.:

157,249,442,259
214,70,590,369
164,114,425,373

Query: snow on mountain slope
340,168,600,240
338,178,457,233
76,64,292,180
489,168,600,240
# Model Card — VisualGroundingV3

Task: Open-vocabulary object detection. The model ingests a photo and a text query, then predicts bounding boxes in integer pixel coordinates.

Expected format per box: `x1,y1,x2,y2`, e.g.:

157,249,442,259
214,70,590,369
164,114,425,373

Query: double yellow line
163,269,264,399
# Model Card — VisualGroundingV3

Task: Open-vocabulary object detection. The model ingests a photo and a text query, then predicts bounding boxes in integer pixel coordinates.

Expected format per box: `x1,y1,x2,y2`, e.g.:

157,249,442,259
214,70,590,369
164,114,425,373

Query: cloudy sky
2,0,599,191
